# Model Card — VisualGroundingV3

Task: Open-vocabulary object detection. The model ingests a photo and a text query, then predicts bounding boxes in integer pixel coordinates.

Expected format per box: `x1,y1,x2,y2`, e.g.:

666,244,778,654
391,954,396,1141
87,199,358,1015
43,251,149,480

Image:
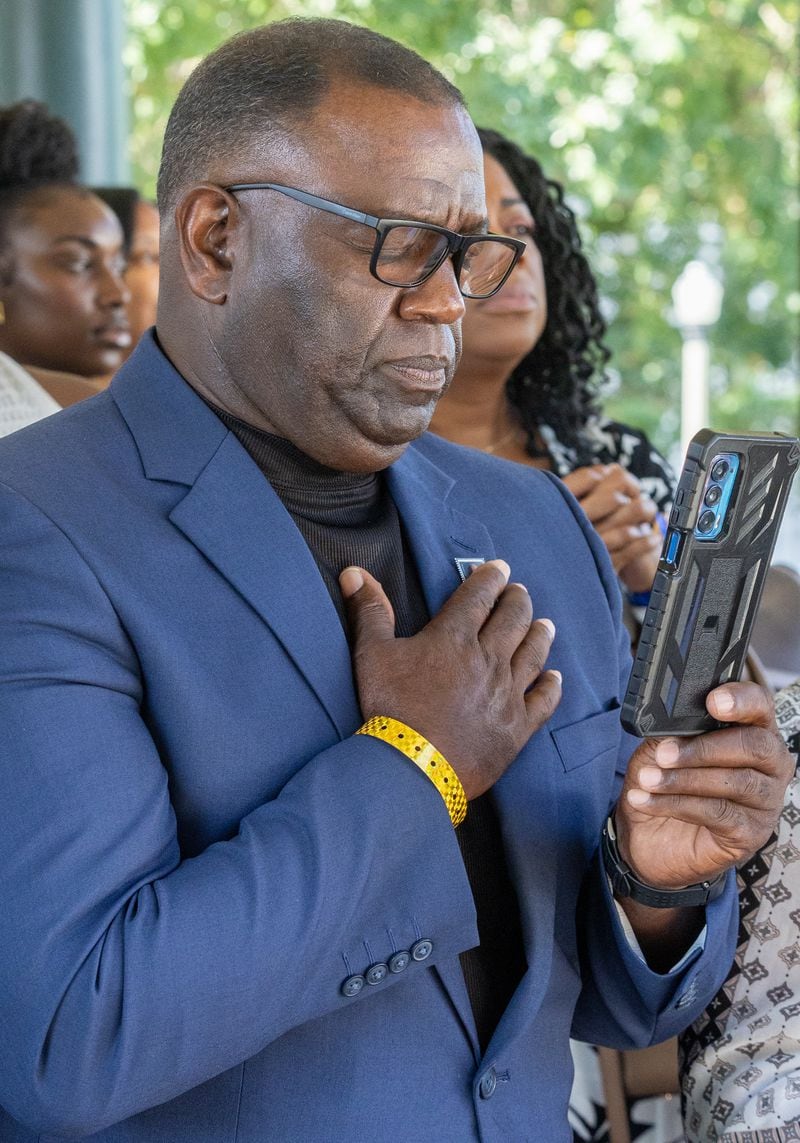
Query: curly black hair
0,100,81,255
478,127,610,464
0,99,79,190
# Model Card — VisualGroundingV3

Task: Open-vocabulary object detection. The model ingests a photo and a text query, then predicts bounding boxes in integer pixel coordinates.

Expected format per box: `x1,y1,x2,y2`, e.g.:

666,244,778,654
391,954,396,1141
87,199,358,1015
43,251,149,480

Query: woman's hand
563,464,664,594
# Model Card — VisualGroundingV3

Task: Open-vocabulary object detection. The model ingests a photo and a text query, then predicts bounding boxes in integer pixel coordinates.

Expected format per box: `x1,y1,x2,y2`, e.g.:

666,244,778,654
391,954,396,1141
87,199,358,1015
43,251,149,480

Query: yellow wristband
356,716,467,828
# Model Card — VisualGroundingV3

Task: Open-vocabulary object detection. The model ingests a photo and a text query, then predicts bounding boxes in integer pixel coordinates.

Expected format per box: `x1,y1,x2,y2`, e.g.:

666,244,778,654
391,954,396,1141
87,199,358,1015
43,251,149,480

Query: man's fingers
706,681,779,729
627,761,778,811
429,559,511,637
510,617,555,687
623,714,792,827
616,680,794,889
523,668,562,727
622,788,775,858
340,566,396,646
638,723,787,777
479,581,534,655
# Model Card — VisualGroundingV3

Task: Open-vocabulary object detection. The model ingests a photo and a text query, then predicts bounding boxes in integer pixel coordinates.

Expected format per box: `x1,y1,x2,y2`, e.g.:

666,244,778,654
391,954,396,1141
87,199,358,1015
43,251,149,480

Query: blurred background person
0,345,60,436
0,99,131,433
429,124,682,1143
429,126,673,608
681,676,800,1143
95,186,159,357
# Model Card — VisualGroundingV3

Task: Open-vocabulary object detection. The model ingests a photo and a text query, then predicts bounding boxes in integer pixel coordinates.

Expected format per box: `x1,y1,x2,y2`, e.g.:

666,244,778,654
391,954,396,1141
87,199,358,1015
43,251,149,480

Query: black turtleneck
213,407,526,1052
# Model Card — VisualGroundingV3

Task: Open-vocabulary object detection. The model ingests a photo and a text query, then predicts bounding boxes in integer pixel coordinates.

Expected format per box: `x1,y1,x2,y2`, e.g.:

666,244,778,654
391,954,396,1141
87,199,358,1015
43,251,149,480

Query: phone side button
662,529,683,569
670,504,693,529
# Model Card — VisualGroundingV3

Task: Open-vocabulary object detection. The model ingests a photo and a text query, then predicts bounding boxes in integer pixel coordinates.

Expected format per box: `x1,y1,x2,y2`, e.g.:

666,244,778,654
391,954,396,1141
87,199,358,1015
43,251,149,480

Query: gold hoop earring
0,300,5,325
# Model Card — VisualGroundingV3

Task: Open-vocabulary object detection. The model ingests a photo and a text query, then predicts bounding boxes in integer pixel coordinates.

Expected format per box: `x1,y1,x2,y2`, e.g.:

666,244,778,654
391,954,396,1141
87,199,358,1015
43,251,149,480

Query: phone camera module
704,484,722,506
697,509,717,534
710,458,730,481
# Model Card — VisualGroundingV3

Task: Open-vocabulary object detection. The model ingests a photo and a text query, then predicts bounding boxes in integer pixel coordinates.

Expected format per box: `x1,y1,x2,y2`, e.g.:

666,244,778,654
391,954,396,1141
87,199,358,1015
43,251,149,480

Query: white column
679,333,710,459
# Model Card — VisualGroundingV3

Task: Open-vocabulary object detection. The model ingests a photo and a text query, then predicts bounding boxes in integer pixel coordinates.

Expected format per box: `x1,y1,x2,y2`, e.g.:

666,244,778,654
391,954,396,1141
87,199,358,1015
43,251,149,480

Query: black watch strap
601,815,727,909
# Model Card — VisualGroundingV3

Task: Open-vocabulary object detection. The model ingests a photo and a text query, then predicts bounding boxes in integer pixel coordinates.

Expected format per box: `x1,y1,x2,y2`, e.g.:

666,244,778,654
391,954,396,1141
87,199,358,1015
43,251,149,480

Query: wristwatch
601,815,727,908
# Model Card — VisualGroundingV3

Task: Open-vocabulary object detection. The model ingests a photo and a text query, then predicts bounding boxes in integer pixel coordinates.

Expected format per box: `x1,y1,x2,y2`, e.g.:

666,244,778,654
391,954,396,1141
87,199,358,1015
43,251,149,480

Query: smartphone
621,429,800,737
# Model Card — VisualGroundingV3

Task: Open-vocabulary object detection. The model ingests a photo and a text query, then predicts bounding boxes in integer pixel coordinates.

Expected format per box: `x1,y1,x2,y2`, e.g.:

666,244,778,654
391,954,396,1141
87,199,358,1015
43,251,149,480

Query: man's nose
397,258,466,325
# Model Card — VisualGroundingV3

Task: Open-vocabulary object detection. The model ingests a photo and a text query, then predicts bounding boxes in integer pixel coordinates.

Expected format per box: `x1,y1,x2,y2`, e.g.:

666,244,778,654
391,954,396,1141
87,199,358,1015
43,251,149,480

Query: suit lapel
388,444,496,614
169,433,361,738
111,337,361,740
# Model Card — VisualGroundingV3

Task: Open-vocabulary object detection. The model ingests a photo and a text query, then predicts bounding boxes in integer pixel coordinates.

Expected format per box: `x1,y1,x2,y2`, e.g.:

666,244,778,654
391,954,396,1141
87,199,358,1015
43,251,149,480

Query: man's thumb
340,566,396,643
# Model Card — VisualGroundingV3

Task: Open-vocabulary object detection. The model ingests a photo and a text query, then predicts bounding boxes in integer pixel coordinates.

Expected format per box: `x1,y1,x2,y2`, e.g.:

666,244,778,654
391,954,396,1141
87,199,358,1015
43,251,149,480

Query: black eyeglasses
225,181,526,299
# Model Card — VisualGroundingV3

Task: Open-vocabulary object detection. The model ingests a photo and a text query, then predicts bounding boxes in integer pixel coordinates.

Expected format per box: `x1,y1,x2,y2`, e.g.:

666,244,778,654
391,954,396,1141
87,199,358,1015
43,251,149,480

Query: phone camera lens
711,458,730,481
697,509,717,534
704,484,722,506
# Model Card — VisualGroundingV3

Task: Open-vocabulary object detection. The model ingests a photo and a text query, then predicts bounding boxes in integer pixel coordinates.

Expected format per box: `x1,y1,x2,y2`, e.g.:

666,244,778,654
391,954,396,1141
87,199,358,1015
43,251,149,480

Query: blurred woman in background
95,186,159,353
430,126,674,606
429,125,680,1143
0,100,130,433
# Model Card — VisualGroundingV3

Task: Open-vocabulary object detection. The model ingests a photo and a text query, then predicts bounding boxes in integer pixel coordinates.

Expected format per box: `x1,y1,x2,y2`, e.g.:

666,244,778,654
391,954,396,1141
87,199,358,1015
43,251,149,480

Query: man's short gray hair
157,18,465,213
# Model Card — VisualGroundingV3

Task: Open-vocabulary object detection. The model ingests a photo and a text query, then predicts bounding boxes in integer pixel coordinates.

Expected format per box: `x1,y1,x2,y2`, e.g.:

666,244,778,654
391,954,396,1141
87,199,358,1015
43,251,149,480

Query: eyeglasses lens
460,241,517,299
375,225,517,298
375,226,450,287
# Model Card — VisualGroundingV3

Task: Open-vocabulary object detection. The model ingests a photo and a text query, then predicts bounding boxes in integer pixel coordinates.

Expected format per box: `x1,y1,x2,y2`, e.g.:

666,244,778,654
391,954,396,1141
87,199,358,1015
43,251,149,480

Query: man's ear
174,184,239,305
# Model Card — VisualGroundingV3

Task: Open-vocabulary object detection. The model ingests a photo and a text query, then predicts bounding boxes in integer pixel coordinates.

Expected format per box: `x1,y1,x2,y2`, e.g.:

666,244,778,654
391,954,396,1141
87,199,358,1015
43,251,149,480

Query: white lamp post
671,260,724,457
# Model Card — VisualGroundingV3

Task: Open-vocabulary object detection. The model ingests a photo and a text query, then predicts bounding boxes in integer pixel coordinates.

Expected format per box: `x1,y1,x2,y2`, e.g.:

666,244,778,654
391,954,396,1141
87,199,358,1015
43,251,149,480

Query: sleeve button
341,974,365,998
366,962,389,986
388,950,411,973
410,938,433,962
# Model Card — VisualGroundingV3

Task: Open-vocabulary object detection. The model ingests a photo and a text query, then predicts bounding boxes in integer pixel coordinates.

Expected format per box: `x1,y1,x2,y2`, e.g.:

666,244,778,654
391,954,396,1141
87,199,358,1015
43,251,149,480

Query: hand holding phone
621,429,799,737
610,679,793,942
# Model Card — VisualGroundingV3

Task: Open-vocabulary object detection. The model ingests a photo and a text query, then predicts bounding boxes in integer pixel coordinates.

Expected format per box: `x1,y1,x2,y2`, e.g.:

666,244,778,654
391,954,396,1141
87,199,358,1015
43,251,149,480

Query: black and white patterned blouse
539,416,675,518
680,681,800,1142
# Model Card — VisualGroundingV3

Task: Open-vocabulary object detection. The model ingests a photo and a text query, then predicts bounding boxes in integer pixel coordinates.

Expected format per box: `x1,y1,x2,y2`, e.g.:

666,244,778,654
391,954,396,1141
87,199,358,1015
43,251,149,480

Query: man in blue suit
0,19,791,1142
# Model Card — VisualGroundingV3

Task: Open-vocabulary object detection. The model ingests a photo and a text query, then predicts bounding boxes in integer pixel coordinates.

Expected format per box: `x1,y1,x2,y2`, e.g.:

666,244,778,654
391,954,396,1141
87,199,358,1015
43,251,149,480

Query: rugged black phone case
621,429,800,737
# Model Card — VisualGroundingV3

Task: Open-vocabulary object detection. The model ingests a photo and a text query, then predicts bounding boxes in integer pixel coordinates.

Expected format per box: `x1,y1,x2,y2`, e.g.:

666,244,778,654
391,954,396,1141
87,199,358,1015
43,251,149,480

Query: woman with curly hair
432,127,682,1141
430,126,673,601
0,100,130,434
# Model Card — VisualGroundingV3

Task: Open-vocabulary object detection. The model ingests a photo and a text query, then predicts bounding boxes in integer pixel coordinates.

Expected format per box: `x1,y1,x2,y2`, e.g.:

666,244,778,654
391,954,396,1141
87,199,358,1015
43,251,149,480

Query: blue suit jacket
0,336,737,1142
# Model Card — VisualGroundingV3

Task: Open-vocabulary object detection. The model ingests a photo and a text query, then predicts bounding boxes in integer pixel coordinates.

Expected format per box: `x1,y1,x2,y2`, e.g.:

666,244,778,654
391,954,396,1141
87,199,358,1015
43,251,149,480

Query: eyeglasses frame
224,181,526,298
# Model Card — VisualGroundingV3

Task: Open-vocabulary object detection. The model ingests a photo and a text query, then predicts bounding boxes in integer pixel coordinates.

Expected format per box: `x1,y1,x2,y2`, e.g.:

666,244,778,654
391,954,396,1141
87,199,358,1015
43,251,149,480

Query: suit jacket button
366,962,389,985
388,950,410,973
341,974,365,997
479,1067,497,1100
410,938,433,962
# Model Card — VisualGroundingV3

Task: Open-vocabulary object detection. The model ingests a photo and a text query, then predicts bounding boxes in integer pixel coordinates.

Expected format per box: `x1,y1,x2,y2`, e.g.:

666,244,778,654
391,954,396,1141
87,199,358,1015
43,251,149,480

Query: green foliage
124,0,798,456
